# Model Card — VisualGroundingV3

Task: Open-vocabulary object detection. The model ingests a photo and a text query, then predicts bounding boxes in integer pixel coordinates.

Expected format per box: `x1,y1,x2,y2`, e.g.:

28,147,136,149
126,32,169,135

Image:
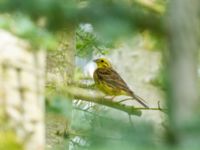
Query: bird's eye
101,60,104,62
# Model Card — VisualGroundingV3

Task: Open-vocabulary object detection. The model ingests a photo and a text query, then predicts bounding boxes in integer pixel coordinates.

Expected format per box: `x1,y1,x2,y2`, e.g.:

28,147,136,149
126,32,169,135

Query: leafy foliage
0,13,58,51
0,0,165,40
69,109,156,150
76,25,112,58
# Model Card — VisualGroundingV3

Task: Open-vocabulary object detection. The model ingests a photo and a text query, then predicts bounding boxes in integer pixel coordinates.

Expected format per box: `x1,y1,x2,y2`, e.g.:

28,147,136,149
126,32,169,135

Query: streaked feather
93,58,149,108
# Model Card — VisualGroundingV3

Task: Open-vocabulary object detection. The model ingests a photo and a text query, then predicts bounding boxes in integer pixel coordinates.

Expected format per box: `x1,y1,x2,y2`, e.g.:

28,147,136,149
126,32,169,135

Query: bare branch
51,86,167,116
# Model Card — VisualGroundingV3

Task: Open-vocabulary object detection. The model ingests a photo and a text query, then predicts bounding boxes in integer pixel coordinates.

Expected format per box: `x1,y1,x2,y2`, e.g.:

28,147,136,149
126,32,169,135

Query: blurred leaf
71,110,156,150
0,131,22,150
0,13,58,51
76,25,113,58
150,65,167,91
46,96,72,118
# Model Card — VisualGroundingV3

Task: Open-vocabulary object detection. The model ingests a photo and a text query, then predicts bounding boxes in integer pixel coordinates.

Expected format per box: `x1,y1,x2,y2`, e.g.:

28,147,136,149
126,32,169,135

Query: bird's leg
103,95,116,101
109,96,116,101
99,95,110,104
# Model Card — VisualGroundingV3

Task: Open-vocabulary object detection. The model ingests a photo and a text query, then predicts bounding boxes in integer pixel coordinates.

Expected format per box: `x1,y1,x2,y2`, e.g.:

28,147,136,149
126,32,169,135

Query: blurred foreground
0,0,200,150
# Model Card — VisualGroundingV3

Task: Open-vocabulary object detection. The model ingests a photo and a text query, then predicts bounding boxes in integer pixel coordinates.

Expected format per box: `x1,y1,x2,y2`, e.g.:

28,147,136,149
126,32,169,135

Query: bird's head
93,58,112,68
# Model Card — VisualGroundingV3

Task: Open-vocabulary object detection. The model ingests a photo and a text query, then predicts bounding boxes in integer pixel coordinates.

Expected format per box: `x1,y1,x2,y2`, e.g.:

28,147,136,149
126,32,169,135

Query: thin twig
117,98,133,103
128,114,134,126
135,107,167,112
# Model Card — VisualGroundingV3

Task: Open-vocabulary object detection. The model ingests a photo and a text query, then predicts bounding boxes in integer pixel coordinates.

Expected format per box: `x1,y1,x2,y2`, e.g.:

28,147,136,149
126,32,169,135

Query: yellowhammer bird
93,58,149,108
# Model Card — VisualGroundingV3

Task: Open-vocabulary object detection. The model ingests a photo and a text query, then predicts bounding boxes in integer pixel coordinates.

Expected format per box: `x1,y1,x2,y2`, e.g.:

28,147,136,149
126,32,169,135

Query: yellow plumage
93,58,149,108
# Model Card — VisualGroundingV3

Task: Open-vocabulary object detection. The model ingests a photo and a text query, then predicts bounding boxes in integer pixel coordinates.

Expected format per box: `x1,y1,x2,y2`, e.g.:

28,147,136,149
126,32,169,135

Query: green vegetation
1,0,200,150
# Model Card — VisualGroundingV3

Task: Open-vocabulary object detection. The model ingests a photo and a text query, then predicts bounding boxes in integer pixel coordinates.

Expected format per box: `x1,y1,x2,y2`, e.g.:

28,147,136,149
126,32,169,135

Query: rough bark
47,25,76,85
46,26,76,149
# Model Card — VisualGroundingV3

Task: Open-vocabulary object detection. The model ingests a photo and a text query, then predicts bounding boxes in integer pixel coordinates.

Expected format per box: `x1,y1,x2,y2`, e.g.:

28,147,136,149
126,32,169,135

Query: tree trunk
46,26,76,149
166,0,200,145
47,25,76,85
59,26,76,84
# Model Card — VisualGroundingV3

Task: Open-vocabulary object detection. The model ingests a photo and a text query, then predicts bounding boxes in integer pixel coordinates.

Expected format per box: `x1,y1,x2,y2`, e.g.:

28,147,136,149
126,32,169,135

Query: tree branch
53,86,167,116
63,86,142,116
70,81,95,89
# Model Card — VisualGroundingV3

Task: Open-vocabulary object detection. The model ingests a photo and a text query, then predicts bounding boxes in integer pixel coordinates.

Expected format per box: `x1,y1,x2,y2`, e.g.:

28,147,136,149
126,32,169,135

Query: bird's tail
132,94,149,108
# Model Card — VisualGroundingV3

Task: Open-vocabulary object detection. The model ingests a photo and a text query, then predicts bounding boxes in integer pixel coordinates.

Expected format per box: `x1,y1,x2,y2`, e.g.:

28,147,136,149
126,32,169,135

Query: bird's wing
95,68,149,108
95,68,132,94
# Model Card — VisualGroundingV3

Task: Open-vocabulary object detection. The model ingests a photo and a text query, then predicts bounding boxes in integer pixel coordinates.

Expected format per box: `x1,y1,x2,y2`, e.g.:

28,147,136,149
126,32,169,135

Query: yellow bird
93,58,149,108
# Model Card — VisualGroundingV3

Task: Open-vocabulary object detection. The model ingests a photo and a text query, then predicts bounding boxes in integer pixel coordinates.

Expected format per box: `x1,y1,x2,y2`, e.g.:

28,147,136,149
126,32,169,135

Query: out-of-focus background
0,0,200,150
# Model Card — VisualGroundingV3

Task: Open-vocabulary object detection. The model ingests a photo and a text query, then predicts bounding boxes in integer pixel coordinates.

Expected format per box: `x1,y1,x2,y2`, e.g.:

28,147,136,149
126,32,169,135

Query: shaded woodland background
0,0,200,150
